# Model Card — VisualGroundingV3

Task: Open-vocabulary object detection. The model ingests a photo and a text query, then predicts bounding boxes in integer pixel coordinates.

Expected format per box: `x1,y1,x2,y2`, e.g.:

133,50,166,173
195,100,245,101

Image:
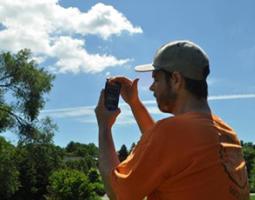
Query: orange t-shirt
110,112,250,200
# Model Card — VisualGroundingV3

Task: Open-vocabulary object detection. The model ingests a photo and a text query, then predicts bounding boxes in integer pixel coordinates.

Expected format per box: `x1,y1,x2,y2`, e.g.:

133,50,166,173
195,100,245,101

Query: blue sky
0,0,255,150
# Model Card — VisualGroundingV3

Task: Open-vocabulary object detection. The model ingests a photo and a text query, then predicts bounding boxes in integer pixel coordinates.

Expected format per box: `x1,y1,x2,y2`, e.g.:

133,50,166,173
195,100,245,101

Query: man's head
135,40,210,113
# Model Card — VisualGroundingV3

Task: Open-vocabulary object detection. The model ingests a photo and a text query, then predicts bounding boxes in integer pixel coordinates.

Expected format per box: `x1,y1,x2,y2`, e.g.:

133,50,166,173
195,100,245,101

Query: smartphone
104,79,121,111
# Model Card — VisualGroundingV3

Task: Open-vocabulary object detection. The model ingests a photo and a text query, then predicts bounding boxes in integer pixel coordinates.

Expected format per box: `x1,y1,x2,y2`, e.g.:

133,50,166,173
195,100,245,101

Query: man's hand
95,89,121,129
109,76,139,106
110,76,155,134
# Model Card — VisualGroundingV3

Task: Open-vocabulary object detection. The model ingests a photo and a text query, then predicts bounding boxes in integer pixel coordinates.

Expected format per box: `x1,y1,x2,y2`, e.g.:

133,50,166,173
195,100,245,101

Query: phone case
104,80,121,111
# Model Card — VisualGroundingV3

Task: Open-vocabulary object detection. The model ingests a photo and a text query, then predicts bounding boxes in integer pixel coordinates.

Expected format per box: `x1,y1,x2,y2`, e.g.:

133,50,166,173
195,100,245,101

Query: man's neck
172,95,211,116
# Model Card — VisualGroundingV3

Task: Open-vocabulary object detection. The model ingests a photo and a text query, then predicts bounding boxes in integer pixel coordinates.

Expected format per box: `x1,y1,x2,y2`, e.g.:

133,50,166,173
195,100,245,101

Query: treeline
242,141,255,192
1,138,255,200
0,137,101,199
0,137,135,200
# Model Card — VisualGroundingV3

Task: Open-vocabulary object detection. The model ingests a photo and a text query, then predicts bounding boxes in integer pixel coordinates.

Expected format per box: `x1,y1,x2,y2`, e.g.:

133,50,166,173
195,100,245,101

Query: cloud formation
0,0,142,73
41,93,255,124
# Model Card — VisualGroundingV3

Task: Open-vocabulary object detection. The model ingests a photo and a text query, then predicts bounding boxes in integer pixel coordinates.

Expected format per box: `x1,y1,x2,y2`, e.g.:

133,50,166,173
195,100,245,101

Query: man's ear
170,71,184,90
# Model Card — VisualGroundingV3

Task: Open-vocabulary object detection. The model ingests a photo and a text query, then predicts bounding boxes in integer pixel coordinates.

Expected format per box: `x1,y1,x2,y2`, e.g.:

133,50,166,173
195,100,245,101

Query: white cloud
49,36,130,73
42,105,95,118
73,3,142,39
208,94,255,101
40,93,255,125
0,0,142,73
41,103,136,125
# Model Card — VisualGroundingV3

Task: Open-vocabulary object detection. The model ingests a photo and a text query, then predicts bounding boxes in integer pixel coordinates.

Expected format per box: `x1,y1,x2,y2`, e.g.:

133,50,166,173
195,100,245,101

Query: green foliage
65,158,90,174
0,137,20,199
250,195,255,200
13,143,64,200
91,182,105,197
47,169,101,200
0,49,106,199
0,139,104,200
88,168,105,196
64,142,98,173
242,141,255,192
66,141,99,158
250,166,255,193
88,168,101,183
0,49,55,141
0,104,14,132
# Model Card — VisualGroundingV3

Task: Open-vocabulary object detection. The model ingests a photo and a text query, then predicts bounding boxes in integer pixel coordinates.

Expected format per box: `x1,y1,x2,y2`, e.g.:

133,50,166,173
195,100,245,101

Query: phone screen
104,80,121,111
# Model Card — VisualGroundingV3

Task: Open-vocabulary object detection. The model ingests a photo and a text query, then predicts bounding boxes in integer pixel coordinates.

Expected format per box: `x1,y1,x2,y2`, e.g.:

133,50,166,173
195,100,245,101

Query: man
95,40,250,200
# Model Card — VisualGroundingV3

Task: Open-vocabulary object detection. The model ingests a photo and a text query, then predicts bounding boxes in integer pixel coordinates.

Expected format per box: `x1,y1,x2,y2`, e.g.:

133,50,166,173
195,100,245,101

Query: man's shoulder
156,113,193,126
152,115,186,134
154,112,216,132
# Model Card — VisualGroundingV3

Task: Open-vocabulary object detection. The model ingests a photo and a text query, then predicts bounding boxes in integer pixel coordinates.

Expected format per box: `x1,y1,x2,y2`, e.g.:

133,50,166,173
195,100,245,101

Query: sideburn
158,72,177,112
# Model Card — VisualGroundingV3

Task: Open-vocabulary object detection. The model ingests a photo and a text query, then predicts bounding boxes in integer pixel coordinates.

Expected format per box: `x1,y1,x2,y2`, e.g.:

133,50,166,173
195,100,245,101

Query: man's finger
113,108,121,117
96,89,105,107
109,76,132,86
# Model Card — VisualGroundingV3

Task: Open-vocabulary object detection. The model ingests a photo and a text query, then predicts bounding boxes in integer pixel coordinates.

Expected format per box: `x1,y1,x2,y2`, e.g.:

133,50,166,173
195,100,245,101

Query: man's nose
149,83,154,91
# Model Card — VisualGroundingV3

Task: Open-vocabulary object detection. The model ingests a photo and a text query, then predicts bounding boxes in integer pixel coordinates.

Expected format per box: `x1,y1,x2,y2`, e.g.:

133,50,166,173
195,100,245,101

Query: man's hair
183,77,208,99
160,66,209,99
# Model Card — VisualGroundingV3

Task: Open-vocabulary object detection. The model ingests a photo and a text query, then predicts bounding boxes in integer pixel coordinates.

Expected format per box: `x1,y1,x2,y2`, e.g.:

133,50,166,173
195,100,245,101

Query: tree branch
0,74,12,82
0,105,26,126
0,83,13,88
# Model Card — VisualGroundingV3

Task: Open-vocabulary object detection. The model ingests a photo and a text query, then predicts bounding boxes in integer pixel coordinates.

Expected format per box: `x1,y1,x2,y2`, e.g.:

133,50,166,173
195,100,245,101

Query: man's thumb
115,108,121,117
132,78,139,90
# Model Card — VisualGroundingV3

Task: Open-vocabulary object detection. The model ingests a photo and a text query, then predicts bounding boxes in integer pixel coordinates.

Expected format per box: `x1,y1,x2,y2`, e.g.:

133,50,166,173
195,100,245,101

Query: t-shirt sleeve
110,119,182,200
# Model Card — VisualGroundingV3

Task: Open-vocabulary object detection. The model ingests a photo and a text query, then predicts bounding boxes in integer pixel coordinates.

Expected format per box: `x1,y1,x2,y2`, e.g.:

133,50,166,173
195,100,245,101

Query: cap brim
135,63,155,72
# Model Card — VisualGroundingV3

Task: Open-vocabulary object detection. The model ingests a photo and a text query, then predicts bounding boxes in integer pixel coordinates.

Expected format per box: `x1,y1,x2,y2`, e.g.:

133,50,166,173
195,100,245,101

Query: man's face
149,70,177,113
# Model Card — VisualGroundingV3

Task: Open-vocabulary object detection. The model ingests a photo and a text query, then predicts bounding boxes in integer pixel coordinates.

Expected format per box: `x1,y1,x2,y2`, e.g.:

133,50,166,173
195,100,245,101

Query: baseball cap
135,40,210,80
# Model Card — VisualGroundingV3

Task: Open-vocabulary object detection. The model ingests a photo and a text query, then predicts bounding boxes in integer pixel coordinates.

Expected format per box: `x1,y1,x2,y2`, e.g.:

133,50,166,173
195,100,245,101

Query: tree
88,168,101,183
129,142,136,153
0,136,20,199
65,142,99,173
66,141,76,153
242,141,255,192
118,144,129,162
250,166,255,193
65,158,90,174
66,142,98,158
88,168,105,196
47,169,101,200
0,49,55,141
13,143,64,200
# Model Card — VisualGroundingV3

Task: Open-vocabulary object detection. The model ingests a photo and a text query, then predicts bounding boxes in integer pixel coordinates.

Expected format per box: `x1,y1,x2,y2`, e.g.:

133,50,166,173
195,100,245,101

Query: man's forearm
98,126,120,199
130,99,155,134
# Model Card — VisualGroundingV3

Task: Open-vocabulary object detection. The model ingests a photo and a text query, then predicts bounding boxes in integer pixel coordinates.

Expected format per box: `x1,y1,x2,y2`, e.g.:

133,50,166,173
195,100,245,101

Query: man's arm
98,126,119,200
95,90,120,199
130,97,155,134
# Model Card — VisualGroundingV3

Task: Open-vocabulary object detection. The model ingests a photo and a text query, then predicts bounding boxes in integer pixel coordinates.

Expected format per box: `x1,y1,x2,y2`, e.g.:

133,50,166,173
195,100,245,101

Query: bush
13,143,64,200
47,169,101,200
